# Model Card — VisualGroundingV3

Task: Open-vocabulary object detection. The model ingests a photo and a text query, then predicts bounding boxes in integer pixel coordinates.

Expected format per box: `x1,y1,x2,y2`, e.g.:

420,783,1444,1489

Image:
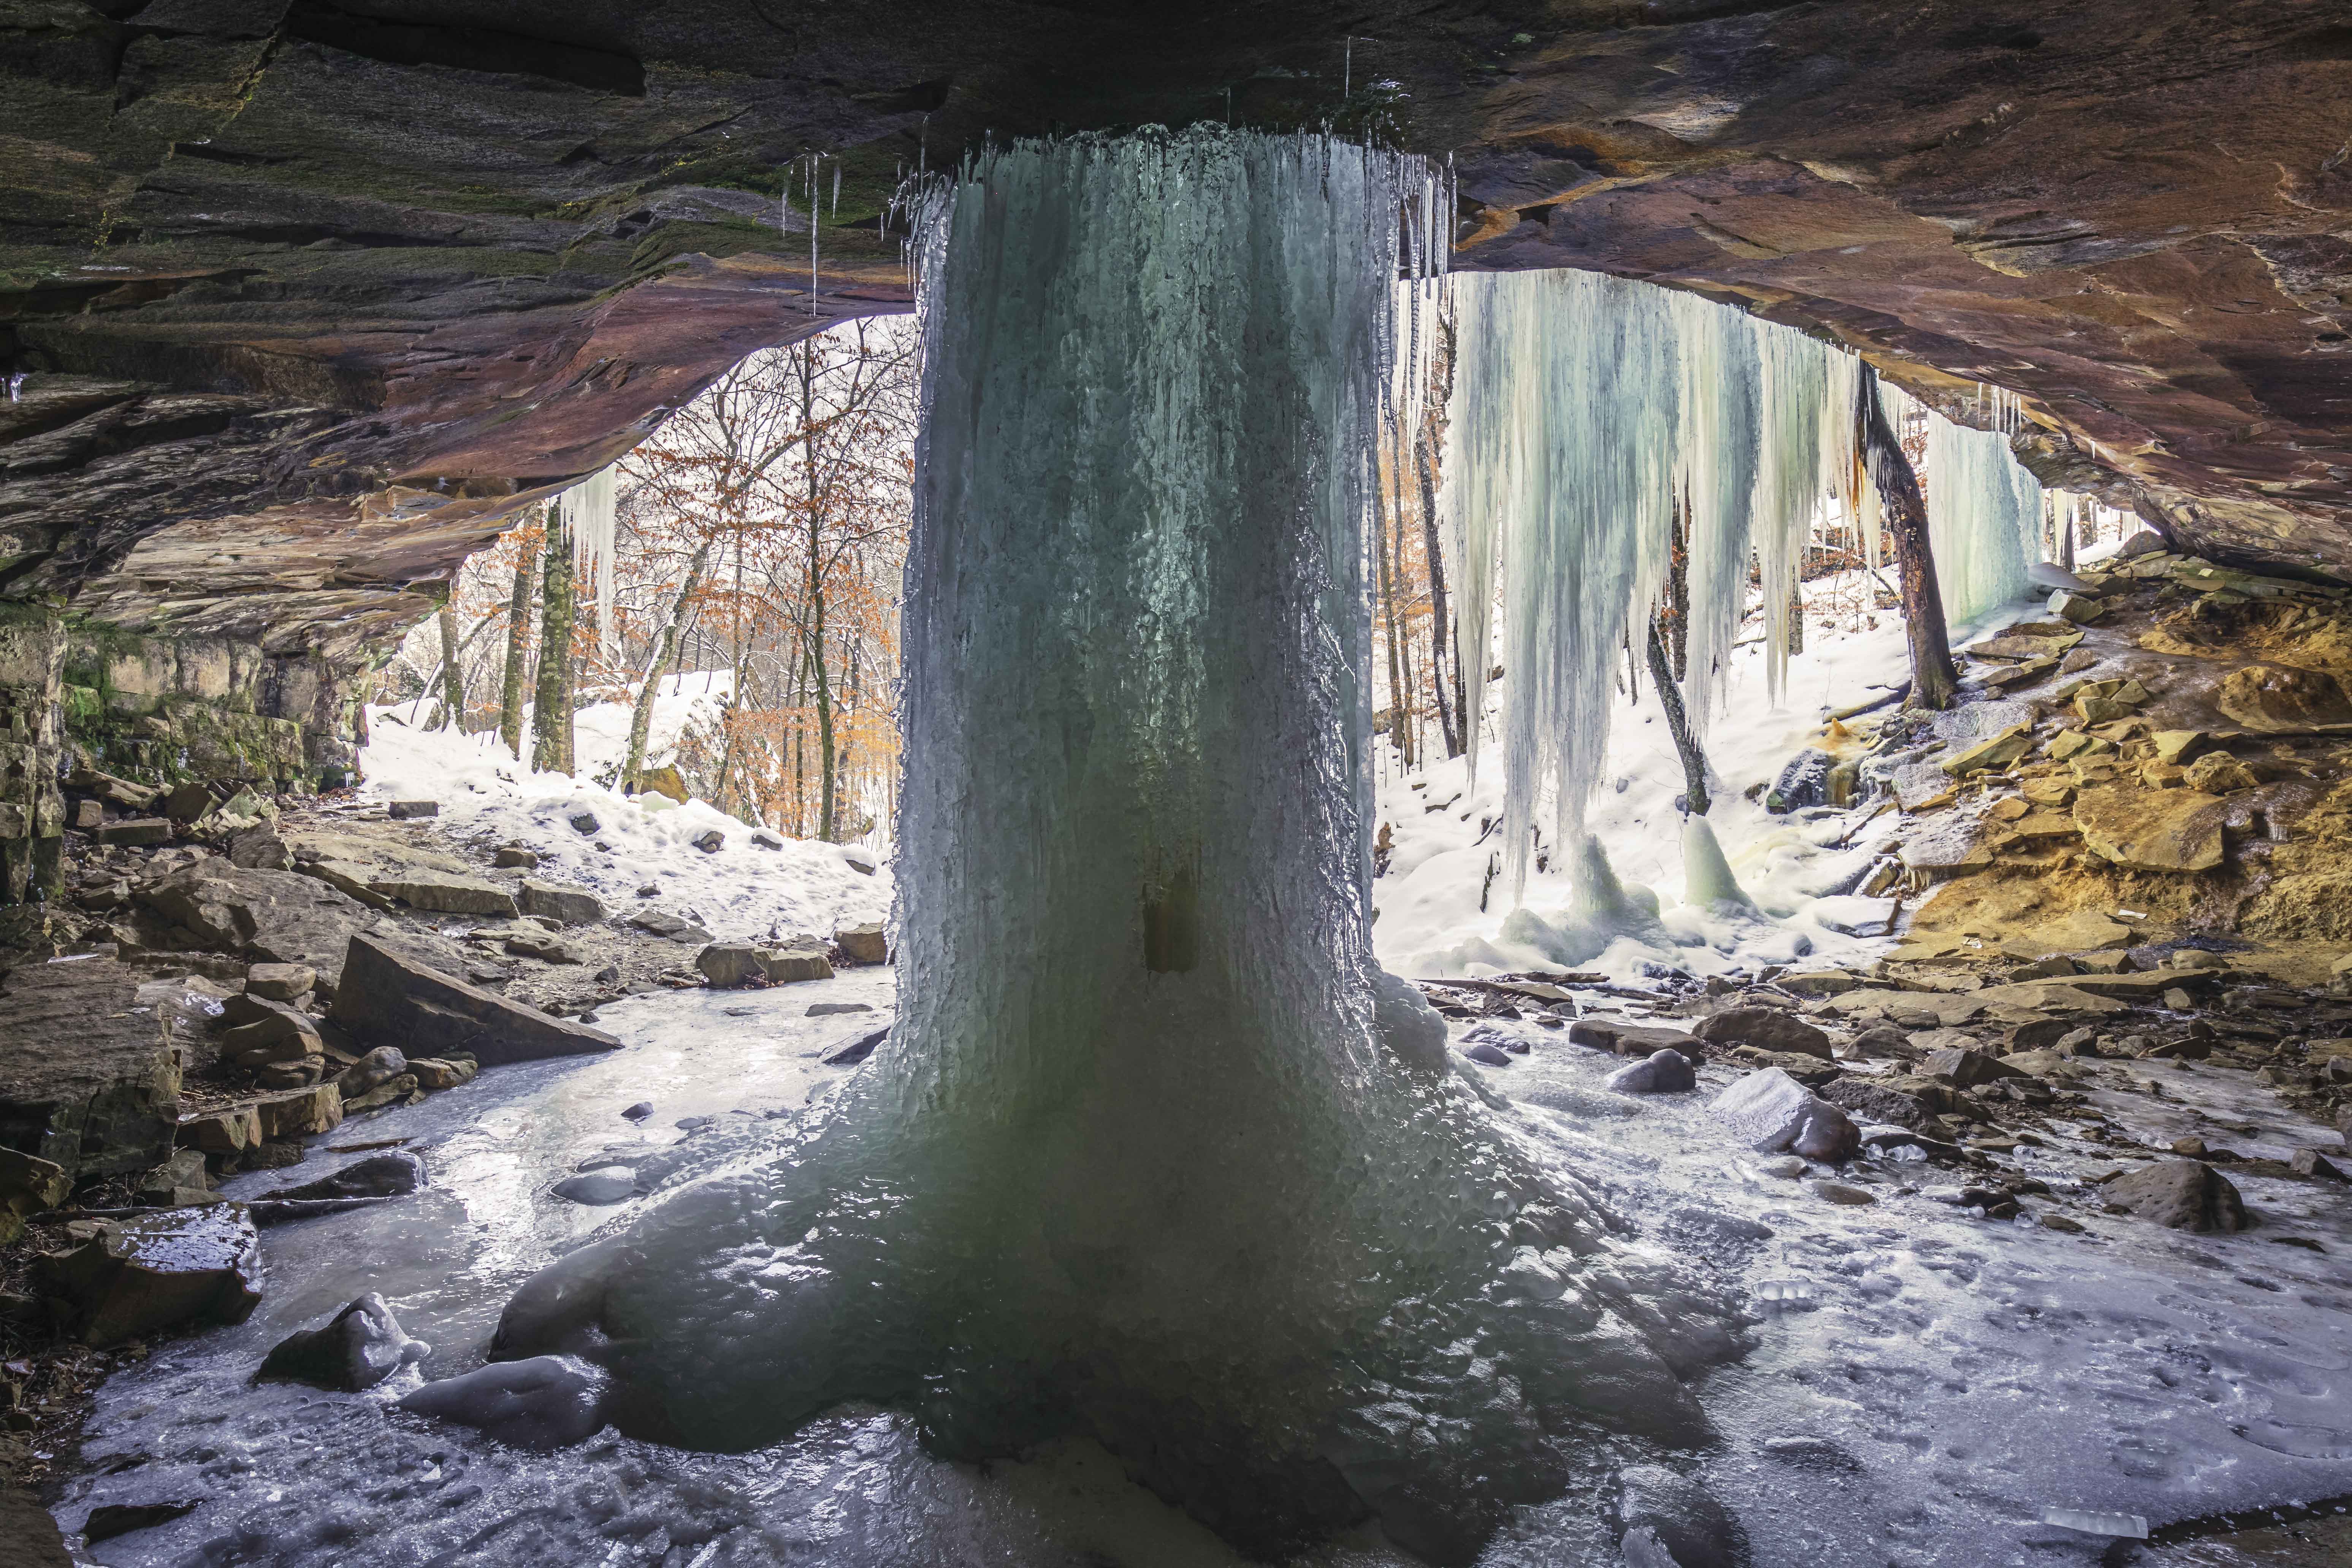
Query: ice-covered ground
57,968,2352,1566
356,677,891,946
1373,579,1925,985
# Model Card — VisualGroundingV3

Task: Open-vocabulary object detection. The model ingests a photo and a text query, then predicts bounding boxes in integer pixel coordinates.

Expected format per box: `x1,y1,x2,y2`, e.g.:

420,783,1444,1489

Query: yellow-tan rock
2073,786,2226,873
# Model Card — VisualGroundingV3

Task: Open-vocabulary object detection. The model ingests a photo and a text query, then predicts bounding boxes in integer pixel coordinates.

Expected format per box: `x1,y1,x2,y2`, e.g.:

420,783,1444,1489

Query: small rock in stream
1460,1041,1514,1068
620,1101,653,1121
396,1354,610,1449
1605,1048,1696,1094
807,1001,875,1017
261,1151,426,1201
823,1026,890,1067
550,1170,640,1205
258,1291,429,1390
1617,1465,1743,1568
83,1501,200,1544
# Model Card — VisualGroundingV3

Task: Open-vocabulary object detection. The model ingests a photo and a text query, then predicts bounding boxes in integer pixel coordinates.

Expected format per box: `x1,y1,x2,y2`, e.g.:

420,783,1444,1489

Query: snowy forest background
377,307,2130,855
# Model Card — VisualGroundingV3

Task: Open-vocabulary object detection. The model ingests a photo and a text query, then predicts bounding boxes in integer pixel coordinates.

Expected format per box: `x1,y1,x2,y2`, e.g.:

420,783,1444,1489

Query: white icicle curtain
1440,269,2042,891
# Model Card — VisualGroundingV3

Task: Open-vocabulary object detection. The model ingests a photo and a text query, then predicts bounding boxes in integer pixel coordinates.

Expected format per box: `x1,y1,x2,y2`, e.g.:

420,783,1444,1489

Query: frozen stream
58,976,2352,1567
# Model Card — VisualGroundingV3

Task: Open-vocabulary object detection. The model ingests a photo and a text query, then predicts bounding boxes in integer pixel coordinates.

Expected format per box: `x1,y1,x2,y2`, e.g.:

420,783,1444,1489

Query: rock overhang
3,0,2349,655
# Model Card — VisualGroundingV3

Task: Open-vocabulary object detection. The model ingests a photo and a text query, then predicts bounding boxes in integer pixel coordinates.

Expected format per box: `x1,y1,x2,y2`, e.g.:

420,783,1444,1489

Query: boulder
759,936,834,984
517,878,605,926
567,810,601,834
552,1170,640,1205
691,829,724,853
138,862,391,990
258,1292,429,1390
2182,751,2258,794
96,817,172,846
1567,1018,1700,1057
1819,1077,1934,1130
244,961,315,1001
631,909,714,943
1920,1046,2026,1088
263,1150,425,1201
1693,1007,1832,1060
823,1026,890,1066
1766,748,1835,813
330,935,622,1067
1605,1049,1696,1094
2106,1159,2245,1232
834,920,889,965
1617,1465,1743,1568
2073,786,2225,872
218,993,323,1068
408,1056,478,1091
386,800,439,819
336,1046,409,1099
161,780,216,821
696,943,765,987
504,930,585,964
367,870,518,918
252,1082,342,1138
0,957,181,1178
40,1205,262,1347
2216,663,2352,732
494,845,540,869
181,1103,264,1156
637,766,690,803
1710,1069,1859,1162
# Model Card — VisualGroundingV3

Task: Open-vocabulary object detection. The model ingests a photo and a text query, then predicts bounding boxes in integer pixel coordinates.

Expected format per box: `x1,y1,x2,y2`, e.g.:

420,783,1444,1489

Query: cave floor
40,959,2352,1567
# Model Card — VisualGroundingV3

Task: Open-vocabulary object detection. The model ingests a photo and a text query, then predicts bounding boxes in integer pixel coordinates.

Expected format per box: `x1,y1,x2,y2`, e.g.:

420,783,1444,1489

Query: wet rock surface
39,1206,262,1349
257,1292,427,1392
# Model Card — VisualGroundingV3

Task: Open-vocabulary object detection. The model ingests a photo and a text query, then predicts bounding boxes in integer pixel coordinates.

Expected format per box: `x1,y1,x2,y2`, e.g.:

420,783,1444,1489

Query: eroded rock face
2,0,2350,677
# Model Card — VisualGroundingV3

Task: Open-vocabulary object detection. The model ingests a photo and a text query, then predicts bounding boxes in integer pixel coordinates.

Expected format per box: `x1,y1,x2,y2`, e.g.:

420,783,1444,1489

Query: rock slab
41,1205,263,1348
330,935,621,1067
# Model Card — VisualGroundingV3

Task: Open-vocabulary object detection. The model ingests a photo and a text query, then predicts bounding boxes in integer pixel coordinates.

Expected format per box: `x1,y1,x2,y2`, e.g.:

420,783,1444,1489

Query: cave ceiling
2,0,2348,654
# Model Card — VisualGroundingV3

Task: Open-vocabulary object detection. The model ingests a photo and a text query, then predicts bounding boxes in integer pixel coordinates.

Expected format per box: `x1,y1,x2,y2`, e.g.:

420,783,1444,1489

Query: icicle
1682,818,1755,912
559,467,618,665
1922,407,2041,629
832,161,841,217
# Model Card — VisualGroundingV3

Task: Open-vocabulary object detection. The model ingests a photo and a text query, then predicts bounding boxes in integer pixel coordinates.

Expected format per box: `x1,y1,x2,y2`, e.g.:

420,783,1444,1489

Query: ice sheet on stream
60,972,2352,1567
356,677,891,946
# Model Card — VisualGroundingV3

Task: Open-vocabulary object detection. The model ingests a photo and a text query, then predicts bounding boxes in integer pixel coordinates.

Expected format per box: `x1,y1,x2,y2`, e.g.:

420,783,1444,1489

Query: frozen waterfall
486,130,1745,1566
1443,270,2040,894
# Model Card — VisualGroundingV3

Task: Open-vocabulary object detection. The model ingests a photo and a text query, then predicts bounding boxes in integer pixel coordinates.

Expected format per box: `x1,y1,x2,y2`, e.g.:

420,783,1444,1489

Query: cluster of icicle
554,467,618,661
1883,380,2044,627
1441,270,2045,892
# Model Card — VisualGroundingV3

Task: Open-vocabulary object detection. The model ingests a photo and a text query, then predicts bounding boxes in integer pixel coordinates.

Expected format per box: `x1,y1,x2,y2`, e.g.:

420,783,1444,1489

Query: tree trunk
498,527,540,760
434,598,465,731
1415,427,1460,758
1857,365,1958,711
1664,493,1690,681
623,539,713,792
1372,472,1410,766
1647,618,1710,816
802,341,839,843
532,507,577,774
